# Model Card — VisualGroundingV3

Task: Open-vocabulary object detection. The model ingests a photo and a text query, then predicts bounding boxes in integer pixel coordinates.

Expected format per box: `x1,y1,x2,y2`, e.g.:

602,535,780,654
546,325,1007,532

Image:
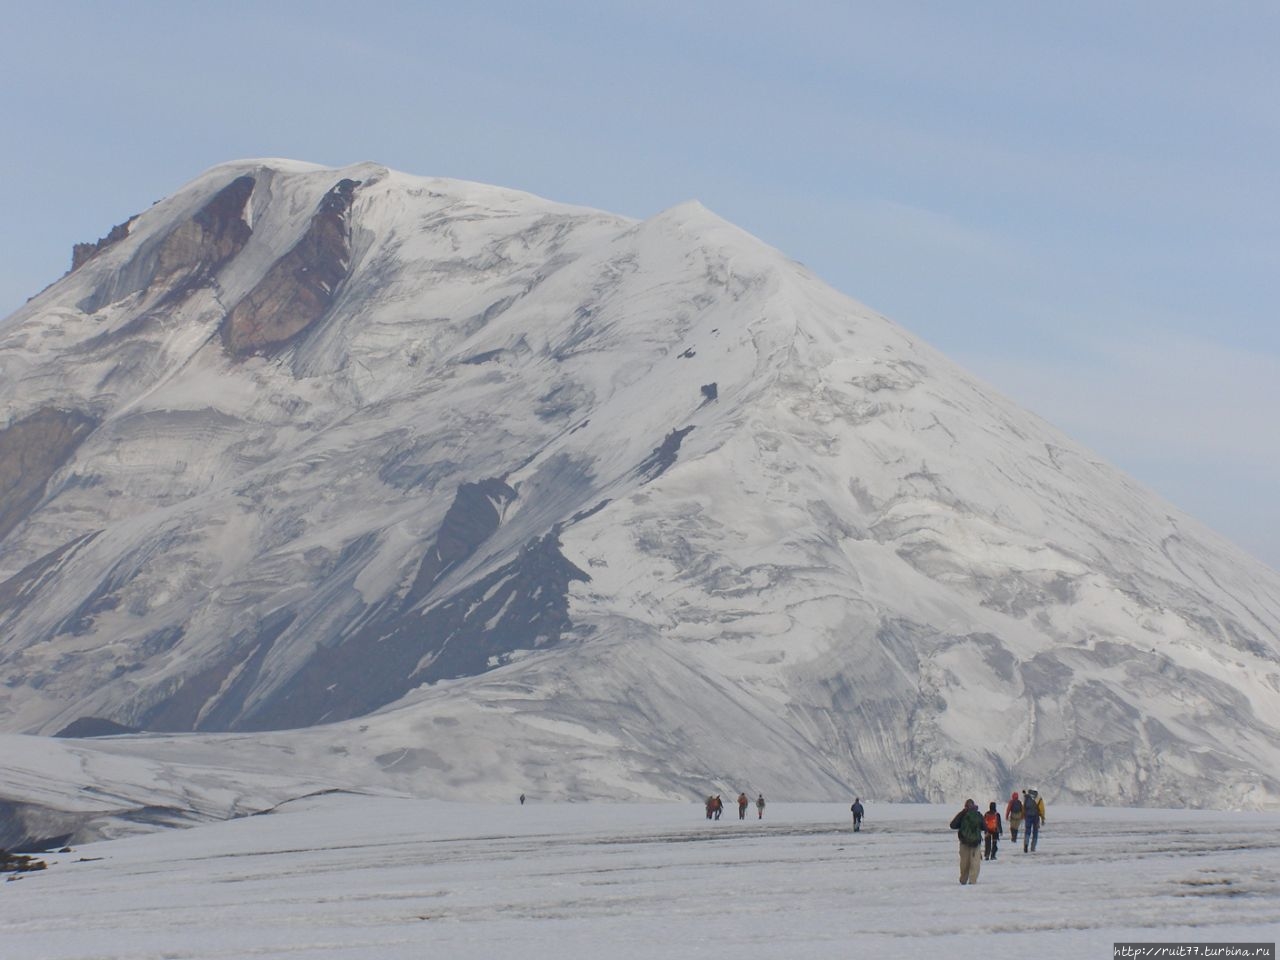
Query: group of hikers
949,788,1046,885
706,793,767,820
521,783,1045,887
695,786,1045,888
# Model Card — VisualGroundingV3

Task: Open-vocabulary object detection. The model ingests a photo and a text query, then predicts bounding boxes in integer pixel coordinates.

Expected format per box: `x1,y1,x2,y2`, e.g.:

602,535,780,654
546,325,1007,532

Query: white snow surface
2,159,1280,816
3,793,1278,959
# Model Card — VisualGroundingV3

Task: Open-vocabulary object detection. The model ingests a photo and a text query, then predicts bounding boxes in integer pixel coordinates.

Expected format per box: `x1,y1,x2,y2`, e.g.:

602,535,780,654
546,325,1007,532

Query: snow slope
3,794,1278,959
1,160,1279,816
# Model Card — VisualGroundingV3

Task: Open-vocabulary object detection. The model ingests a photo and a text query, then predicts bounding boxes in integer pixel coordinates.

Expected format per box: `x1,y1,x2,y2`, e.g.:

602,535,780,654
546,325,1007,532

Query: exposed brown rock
76,175,256,314
151,174,255,293
221,178,359,357
0,409,98,545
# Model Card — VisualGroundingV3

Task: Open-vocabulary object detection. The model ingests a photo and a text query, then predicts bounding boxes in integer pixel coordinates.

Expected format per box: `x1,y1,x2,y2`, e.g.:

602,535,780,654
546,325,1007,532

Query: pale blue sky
3,1,1278,566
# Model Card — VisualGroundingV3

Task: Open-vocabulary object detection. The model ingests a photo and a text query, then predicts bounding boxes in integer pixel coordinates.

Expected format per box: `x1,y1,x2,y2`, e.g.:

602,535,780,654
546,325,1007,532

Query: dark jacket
950,807,985,847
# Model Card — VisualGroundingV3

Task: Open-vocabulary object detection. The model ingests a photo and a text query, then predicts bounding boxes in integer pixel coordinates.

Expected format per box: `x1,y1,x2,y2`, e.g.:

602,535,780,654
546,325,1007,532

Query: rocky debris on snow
2,849,49,874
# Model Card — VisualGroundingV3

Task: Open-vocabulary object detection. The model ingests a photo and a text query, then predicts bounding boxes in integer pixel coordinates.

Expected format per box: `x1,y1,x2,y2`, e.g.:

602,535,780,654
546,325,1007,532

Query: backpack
1009,798,1023,815
957,810,983,846
1024,791,1041,822
984,811,999,834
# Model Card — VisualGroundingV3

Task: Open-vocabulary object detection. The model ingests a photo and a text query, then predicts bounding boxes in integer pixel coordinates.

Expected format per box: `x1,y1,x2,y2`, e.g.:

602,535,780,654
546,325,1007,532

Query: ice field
3,794,1278,958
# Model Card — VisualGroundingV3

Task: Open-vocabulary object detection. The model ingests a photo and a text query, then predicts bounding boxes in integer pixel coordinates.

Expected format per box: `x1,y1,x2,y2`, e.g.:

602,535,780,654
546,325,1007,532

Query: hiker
1022,788,1046,852
949,799,985,885
519,793,526,806
1005,791,1024,842
706,795,716,820
737,792,749,820
983,802,1002,861
851,798,864,831
713,795,724,820
756,794,766,819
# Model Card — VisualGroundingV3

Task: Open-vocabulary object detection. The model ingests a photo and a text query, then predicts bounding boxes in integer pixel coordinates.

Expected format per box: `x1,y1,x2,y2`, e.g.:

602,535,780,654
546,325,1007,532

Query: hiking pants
1023,819,1039,851
958,842,982,884
983,831,998,860
1008,814,1023,842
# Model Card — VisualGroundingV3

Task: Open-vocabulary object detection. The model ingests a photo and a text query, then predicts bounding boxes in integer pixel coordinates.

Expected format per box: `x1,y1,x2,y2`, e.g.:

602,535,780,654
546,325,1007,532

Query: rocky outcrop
220,178,359,357
0,409,97,545
638,426,694,480
76,174,256,313
71,220,132,271
406,479,517,602
150,174,255,295
129,476,586,732
53,717,142,738
242,529,589,731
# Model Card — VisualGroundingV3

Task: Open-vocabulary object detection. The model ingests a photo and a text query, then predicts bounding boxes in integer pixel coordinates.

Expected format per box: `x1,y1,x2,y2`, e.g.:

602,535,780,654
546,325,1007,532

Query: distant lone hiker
949,799,985,885
519,793,526,806
756,794,766,819
737,792,749,820
851,798,864,831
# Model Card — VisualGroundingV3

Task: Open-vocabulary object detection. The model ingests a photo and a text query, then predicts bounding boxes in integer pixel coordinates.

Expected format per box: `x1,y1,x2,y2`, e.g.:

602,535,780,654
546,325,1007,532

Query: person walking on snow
983,802,1002,861
950,799,985,885
737,792,749,820
756,794,766,819
1005,791,1024,843
851,798,864,832
1022,788,1046,852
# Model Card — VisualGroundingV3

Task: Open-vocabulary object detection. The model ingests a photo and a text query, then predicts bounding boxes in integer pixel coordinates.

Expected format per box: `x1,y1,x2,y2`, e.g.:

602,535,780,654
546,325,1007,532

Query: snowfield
3,794,1278,959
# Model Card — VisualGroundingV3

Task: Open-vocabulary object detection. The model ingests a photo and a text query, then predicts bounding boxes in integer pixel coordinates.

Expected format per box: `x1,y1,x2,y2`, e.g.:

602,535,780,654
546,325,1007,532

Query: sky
2,1,1278,567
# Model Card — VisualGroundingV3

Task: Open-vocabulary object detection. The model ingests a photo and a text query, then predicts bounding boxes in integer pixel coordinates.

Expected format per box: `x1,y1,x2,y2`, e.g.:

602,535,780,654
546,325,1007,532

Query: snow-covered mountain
2,159,1279,825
